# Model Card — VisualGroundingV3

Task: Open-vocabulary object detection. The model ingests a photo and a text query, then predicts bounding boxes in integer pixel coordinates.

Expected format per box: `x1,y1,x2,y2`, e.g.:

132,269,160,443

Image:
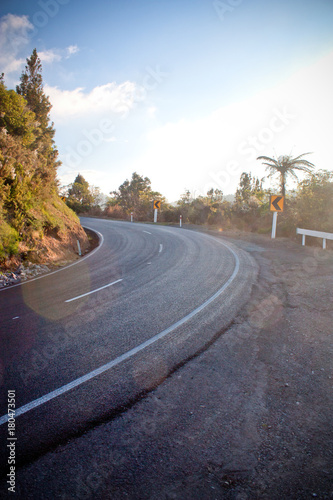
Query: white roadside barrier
296,227,333,249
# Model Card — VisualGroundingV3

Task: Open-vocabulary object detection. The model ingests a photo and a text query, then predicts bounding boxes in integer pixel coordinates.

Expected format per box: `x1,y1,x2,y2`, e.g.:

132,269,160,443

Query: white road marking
143,230,152,234
0,239,240,426
159,244,163,253
12,317,19,320
0,227,104,292
65,279,123,303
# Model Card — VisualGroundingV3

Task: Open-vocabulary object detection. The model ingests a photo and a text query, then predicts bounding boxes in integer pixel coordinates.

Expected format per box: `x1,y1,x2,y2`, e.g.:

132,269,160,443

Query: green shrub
0,221,19,259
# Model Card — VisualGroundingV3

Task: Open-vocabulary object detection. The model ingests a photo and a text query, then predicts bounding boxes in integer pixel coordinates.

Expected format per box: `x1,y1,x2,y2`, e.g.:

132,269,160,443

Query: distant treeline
64,168,333,237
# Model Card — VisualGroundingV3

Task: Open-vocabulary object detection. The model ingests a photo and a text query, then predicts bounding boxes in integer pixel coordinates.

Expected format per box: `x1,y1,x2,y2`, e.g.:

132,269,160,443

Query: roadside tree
295,170,333,232
16,48,60,188
257,153,314,198
109,172,164,220
235,172,266,212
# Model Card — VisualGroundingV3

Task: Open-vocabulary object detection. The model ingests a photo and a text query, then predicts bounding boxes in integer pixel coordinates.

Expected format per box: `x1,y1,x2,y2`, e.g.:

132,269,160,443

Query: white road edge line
0,226,104,292
0,238,239,426
65,279,123,303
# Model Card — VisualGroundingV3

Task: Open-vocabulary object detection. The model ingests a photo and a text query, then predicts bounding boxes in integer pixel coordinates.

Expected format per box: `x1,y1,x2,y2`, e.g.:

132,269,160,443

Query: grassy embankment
0,196,89,270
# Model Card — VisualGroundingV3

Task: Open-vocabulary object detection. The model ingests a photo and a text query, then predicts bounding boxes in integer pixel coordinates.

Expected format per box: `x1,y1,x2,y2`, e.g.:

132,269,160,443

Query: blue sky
1,0,333,201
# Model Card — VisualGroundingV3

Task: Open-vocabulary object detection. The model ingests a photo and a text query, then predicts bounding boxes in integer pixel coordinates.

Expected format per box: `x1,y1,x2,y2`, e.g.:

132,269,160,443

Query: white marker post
131,212,133,223
180,215,182,228
154,209,158,223
271,212,278,239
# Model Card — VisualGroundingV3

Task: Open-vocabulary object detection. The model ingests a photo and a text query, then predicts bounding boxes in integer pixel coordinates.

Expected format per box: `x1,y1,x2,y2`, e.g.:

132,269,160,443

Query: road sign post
271,212,278,239
153,200,161,223
270,195,284,239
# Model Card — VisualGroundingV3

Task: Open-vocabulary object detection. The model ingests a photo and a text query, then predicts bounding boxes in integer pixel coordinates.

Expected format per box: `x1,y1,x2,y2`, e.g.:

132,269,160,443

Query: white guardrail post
296,228,333,249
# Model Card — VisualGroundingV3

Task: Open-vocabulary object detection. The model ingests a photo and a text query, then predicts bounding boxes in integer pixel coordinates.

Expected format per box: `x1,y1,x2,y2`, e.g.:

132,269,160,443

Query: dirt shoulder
8,230,333,499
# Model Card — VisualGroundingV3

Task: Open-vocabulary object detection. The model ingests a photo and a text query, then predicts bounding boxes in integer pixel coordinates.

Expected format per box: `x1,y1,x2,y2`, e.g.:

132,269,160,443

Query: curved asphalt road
0,218,257,468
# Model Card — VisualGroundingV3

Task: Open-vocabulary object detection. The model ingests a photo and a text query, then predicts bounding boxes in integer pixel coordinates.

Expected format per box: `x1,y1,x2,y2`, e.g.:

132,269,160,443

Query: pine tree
16,49,60,188
16,49,51,129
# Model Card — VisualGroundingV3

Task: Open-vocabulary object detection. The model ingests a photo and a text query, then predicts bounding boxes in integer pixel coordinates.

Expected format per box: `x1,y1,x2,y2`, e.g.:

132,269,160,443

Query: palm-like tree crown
257,153,315,197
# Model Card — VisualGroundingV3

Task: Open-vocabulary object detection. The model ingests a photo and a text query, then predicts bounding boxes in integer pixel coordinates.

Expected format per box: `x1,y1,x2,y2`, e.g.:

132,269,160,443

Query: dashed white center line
12,317,20,320
143,230,152,234
65,279,123,303
159,244,163,253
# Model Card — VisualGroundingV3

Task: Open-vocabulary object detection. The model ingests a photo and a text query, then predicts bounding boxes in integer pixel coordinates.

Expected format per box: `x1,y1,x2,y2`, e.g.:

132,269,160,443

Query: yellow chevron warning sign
270,195,284,212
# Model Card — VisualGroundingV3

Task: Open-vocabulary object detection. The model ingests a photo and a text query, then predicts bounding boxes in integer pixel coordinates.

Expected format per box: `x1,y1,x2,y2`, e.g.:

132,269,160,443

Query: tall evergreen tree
16,49,60,187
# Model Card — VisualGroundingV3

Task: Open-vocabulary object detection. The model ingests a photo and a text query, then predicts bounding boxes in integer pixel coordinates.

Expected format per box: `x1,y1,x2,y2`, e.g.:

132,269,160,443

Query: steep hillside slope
0,51,89,269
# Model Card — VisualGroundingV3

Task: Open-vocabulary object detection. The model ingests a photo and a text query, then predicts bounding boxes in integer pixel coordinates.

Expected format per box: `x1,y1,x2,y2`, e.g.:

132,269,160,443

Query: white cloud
45,81,143,119
39,45,80,64
3,58,26,74
39,49,62,64
66,45,79,57
0,14,33,75
129,49,333,201
0,13,79,81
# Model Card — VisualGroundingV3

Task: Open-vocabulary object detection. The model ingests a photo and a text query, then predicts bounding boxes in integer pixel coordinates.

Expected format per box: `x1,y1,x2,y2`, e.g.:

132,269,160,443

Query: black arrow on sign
272,196,283,211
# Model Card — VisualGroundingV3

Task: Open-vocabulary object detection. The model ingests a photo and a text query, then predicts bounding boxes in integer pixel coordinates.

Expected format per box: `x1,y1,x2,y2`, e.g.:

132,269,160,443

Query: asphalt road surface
0,219,257,473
